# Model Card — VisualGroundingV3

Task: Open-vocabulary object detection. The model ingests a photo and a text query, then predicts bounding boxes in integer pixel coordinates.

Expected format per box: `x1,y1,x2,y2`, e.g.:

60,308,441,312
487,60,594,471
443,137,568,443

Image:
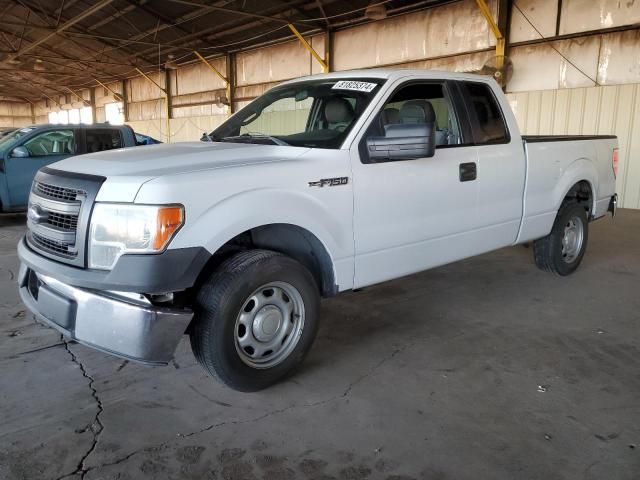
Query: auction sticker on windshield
332,81,377,93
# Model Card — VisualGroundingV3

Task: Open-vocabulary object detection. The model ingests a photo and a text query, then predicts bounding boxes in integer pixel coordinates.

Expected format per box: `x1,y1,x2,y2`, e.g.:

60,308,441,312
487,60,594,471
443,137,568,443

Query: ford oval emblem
27,205,48,224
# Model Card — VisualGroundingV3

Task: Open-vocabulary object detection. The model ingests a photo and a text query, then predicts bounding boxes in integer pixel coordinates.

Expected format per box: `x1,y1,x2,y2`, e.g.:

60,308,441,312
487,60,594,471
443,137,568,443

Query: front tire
533,202,589,276
190,250,320,392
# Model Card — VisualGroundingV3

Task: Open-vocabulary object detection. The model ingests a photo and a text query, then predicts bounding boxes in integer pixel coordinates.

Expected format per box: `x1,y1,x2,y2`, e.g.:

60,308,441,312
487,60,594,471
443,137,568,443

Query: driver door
5,128,77,209
350,80,482,288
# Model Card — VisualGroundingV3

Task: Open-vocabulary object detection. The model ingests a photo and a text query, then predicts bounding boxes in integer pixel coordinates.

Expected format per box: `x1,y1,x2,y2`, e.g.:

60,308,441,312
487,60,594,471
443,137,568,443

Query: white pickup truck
18,70,618,391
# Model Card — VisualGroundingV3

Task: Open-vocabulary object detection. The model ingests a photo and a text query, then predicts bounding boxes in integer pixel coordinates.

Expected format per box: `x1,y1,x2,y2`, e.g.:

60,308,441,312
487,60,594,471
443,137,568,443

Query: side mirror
366,122,436,162
200,132,211,142
10,146,30,158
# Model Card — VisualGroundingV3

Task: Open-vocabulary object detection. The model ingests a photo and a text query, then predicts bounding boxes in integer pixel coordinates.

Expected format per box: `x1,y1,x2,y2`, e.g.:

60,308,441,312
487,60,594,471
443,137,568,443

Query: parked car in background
135,132,162,145
17,70,618,391
0,123,139,212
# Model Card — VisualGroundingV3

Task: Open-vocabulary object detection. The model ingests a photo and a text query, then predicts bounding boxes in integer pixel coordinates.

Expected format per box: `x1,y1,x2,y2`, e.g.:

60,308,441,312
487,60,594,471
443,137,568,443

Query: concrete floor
0,210,638,480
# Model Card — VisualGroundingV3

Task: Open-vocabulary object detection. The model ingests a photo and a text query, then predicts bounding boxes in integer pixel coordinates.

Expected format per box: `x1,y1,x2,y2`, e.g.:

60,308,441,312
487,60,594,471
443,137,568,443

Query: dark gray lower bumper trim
18,237,210,293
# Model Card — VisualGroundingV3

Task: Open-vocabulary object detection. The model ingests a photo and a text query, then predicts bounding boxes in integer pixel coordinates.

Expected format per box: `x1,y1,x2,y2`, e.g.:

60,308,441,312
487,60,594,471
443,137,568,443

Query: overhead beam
6,1,160,69
6,0,114,61
20,53,153,69
165,0,310,28
0,67,88,76
288,24,328,73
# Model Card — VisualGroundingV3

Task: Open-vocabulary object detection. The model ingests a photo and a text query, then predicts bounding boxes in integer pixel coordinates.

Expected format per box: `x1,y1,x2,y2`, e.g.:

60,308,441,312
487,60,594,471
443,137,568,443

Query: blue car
135,132,162,145
0,124,139,213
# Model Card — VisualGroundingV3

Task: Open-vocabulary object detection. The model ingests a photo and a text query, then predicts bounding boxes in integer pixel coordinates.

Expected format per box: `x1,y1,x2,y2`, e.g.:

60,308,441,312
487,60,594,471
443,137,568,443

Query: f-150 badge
308,177,349,188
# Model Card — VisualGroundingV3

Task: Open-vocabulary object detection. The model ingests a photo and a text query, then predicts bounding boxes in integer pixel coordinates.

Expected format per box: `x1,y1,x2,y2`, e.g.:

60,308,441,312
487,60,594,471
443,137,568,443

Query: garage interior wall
1,0,638,207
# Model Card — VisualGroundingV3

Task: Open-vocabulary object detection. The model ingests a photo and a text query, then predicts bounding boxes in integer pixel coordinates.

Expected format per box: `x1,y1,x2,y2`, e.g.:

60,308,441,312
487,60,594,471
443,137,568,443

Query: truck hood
49,141,310,178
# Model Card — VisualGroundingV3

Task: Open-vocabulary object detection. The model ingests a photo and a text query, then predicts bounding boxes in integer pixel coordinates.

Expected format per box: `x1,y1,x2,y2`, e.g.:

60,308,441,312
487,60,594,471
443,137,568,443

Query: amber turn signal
154,206,184,250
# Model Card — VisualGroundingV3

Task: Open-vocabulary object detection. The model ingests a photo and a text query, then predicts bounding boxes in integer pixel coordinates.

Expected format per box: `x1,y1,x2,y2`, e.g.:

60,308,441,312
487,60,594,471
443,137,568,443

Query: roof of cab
280,68,494,86
19,123,132,130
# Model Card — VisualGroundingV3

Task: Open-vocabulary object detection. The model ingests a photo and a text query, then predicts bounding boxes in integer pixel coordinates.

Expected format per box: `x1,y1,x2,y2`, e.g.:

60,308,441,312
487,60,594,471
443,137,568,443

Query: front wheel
190,250,320,392
533,202,589,276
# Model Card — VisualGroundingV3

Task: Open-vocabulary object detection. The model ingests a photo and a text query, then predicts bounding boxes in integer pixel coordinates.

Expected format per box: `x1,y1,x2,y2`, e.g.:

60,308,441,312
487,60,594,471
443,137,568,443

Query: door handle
459,162,477,182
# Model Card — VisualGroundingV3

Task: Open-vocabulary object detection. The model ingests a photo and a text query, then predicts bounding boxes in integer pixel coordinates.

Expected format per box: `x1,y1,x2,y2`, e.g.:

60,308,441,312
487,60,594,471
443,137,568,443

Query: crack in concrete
55,338,105,480
77,341,413,477
3,342,64,360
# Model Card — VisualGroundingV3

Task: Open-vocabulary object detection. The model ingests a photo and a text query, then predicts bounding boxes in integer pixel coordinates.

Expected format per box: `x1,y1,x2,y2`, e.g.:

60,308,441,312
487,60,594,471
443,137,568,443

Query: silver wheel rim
561,215,584,263
234,281,305,369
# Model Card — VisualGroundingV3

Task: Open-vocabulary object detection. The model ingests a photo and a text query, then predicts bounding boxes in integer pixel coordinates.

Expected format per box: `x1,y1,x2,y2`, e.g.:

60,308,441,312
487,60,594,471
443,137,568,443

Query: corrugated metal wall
507,84,640,209
0,101,32,127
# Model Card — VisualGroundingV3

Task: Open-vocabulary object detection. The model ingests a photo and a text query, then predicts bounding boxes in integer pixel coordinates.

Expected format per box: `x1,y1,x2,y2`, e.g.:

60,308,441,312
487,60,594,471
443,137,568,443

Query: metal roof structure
0,0,453,101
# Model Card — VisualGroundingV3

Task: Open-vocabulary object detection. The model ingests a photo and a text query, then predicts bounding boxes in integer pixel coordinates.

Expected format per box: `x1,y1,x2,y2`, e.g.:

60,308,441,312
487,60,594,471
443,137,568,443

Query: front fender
171,187,353,264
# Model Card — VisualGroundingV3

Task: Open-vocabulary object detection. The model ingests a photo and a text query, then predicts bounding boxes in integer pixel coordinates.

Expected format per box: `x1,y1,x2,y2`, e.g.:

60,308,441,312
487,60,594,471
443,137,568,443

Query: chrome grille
29,232,77,258
27,168,104,267
34,181,86,202
46,212,78,231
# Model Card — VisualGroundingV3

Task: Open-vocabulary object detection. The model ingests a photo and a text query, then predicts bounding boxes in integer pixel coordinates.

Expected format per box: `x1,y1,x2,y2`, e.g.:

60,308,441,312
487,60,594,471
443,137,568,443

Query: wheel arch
195,223,338,298
554,159,598,217
562,180,594,217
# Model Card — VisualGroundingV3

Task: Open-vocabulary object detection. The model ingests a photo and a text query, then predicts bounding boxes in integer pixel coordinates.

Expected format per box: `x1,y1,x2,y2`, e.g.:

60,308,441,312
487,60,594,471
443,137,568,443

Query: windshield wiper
221,133,290,146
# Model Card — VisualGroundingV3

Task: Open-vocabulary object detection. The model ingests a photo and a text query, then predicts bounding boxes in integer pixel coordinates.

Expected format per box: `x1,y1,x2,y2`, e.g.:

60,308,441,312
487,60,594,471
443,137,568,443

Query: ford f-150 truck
17,70,618,391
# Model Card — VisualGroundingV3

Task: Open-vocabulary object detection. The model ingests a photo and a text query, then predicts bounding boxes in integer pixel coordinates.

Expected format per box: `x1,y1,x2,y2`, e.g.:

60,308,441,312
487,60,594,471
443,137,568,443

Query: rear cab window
460,82,509,144
85,129,124,153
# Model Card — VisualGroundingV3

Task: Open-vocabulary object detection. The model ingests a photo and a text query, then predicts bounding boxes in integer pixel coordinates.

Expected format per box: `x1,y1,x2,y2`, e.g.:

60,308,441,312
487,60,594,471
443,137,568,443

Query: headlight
88,203,184,270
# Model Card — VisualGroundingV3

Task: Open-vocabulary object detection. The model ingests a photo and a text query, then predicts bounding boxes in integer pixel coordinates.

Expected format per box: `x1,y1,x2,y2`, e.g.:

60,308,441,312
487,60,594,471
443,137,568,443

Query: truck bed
522,135,617,142
517,134,618,244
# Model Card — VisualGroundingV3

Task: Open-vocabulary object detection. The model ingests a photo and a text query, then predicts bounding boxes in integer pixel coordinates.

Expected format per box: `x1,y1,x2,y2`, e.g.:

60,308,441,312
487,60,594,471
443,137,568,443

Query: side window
461,82,508,144
85,129,123,153
378,83,462,147
22,130,75,157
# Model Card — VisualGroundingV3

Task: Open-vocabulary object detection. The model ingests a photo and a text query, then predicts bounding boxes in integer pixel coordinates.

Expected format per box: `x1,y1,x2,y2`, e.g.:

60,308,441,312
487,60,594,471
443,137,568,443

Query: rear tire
533,202,589,276
190,249,320,392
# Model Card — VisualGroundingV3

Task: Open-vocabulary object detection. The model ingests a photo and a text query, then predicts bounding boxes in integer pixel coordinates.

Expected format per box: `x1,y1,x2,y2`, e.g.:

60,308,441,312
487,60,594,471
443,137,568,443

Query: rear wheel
533,202,589,276
190,250,320,392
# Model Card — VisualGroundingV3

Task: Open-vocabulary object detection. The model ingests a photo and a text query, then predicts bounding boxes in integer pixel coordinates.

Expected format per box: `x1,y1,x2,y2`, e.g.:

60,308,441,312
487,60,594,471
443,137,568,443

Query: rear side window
461,82,509,144
85,129,123,153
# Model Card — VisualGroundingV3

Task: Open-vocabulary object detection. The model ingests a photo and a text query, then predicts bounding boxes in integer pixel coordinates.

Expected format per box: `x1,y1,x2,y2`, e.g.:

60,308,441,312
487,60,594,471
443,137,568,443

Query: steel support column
89,87,97,123
226,52,235,114
135,68,171,143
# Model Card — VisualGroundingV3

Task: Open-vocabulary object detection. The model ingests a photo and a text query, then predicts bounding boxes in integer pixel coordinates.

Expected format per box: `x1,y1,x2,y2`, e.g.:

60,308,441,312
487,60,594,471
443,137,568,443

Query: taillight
612,148,619,178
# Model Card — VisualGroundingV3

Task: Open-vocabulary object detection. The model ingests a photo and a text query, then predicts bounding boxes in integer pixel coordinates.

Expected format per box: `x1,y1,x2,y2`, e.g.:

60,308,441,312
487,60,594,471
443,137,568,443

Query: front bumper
18,264,193,365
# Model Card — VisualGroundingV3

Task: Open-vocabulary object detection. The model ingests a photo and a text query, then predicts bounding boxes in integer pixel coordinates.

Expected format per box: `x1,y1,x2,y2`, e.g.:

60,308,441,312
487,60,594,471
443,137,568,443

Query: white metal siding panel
332,0,497,71
509,0,558,42
507,83,640,208
559,0,640,34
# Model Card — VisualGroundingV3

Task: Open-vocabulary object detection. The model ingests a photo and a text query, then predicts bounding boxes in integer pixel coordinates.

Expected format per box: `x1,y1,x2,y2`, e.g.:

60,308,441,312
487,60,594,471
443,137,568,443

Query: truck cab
0,123,137,212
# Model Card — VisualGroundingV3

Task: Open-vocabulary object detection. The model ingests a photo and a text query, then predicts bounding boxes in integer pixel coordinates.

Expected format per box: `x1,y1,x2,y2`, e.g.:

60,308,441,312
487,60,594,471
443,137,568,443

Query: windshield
0,127,34,147
209,78,385,149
